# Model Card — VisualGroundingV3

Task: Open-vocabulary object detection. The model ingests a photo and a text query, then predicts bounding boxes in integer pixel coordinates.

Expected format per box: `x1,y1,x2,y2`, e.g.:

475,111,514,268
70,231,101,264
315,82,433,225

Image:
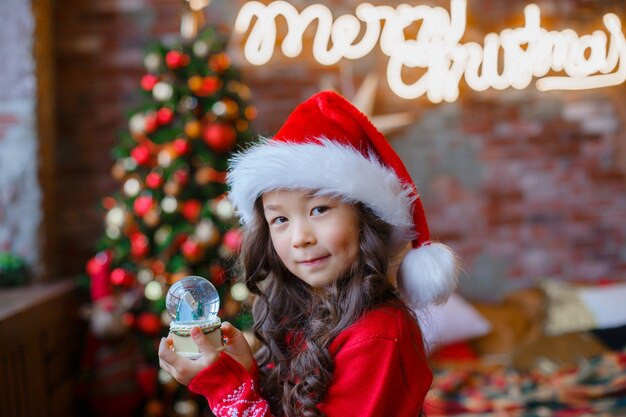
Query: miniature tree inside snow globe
166,276,223,358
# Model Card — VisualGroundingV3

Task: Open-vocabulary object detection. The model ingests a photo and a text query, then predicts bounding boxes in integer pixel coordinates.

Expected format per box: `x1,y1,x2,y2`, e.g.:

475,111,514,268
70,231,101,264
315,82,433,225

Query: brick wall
53,0,626,299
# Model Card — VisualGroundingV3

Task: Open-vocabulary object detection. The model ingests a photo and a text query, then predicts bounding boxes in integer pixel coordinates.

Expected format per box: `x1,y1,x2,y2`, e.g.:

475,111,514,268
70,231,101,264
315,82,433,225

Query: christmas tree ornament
181,238,202,262
137,268,154,285
179,96,198,112
174,168,190,186
172,138,190,156
192,40,210,57
187,75,204,93
122,157,138,172
161,196,178,214
131,232,150,258
106,226,122,240
106,206,126,228
196,77,220,96
110,267,135,287
154,225,172,246
143,207,161,228
165,50,190,69
123,177,142,197
174,399,198,417
152,82,174,102
181,199,202,222
222,229,242,254
133,194,154,217
156,107,175,125
212,101,227,116
130,143,152,166
165,276,222,358
203,122,236,152
210,264,226,286
144,112,159,134
111,162,127,180
209,53,230,73
184,120,202,138
129,113,146,134
145,280,164,301
236,119,250,132
136,312,163,336
164,180,182,196
213,198,235,221
141,74,159,91
157,146,174,168
194,219,220,246
145,171,164,189
143,52,161,72
230,282,249,302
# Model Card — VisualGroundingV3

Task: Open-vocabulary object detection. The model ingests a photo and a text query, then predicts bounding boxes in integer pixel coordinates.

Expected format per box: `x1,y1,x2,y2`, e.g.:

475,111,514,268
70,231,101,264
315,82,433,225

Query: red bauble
181,199,202,222
145,172,163,189
223,229,243,253
140,74,159,91
130,143,152,166
174,169,189,185
156,107,174,125
197,77,220,96
165,50,189,69
133,195,154,217
110,267,135,287
130,232,150,258
210,264,227,286
136,313,162,336
144,112,159,134
181,238,202,262
203,123,236,153
172,138,190,156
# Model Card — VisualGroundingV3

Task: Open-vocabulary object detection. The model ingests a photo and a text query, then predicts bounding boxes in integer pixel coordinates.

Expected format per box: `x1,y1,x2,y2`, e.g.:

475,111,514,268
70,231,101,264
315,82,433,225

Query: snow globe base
169,319,223,359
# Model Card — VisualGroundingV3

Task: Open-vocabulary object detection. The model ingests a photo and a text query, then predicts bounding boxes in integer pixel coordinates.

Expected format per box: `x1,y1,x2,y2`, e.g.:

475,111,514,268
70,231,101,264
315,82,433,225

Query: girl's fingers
191,326,219,358
158,337,180,367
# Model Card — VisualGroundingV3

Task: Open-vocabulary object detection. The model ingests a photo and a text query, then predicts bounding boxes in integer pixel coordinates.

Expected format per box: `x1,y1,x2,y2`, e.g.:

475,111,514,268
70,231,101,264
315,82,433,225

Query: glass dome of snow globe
166,276,220,325
165,276,223,357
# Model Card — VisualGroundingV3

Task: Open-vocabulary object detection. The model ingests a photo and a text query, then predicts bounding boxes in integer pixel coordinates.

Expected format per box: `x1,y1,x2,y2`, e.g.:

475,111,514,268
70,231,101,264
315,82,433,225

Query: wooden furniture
0,280,83,417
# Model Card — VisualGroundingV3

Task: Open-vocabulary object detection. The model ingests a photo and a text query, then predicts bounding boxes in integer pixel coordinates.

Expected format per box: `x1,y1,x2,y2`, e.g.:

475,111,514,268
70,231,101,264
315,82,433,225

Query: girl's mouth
299,255,330,266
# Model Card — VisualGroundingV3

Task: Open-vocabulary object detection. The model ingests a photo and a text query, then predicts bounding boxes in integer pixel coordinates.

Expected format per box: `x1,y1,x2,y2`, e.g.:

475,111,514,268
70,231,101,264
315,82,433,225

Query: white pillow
416,293,491,350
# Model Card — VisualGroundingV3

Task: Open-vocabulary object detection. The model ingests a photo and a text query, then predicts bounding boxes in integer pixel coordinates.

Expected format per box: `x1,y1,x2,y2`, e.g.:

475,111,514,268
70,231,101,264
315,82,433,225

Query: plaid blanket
424,352,626,416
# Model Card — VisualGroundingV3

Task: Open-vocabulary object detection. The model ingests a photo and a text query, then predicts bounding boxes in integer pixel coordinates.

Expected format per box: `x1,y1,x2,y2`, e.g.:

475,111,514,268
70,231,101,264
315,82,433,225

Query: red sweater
189,305,432,417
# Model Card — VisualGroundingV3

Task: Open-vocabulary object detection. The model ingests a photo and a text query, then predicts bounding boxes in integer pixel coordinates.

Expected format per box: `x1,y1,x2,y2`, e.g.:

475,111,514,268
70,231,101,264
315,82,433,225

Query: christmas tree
82,20,256,417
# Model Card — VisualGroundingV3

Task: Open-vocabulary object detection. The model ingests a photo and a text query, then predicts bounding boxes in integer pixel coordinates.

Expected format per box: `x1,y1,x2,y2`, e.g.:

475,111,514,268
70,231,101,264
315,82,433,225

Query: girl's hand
158,326,220,385
158,322,255,386
220,322,255,373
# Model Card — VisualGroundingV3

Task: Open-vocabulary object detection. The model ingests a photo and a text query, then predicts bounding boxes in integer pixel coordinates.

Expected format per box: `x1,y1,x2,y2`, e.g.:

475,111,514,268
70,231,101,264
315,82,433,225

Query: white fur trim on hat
397,243,459,309
227,138,416,244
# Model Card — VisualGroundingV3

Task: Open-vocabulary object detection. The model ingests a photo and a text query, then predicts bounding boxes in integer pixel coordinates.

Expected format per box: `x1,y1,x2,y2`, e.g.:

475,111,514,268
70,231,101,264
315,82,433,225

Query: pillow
543,280,626,336
416,292,491,351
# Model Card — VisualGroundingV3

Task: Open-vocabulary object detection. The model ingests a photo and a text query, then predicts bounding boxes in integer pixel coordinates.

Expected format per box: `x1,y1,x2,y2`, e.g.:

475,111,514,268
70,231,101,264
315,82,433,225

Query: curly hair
240,196,406,417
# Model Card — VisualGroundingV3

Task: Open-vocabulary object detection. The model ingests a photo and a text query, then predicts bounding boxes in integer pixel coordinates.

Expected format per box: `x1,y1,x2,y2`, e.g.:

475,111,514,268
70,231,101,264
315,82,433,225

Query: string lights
235,0,626,103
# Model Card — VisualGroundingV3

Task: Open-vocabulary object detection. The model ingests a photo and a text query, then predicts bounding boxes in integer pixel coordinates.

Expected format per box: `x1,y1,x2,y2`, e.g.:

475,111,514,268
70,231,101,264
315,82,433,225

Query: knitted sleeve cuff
188,352,254,406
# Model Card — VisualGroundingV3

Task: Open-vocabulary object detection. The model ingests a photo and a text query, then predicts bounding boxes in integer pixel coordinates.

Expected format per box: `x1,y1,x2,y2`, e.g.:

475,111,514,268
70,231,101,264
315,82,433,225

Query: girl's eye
311,206,329,216
271,216,288,225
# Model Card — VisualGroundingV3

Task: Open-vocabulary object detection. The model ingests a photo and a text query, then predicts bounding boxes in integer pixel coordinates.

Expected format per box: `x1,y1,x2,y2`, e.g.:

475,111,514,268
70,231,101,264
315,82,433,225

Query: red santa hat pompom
227,91,458,308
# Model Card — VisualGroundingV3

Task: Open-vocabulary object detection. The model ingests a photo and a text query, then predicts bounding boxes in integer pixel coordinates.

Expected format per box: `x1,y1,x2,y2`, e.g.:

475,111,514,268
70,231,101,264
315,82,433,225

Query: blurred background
1,0,626,416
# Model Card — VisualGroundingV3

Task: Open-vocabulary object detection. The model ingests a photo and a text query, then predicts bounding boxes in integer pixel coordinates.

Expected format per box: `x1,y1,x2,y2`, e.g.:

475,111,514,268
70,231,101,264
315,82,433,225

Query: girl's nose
292,220,316,247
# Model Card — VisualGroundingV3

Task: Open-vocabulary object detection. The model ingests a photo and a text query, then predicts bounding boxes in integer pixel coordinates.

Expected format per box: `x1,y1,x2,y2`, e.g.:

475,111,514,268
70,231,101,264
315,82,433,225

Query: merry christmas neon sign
235,0,626,103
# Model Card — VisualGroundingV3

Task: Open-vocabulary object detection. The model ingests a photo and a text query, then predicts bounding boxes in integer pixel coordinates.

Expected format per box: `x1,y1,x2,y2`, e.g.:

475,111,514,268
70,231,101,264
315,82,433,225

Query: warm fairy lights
235,0,626,103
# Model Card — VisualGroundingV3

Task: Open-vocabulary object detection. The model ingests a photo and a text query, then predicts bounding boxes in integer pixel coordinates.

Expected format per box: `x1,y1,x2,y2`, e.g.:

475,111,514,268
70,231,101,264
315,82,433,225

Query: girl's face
262,189,360,288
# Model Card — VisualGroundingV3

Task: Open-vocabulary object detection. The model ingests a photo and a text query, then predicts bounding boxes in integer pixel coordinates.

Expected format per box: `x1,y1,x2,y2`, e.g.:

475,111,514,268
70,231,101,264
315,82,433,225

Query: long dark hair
240,196,405,417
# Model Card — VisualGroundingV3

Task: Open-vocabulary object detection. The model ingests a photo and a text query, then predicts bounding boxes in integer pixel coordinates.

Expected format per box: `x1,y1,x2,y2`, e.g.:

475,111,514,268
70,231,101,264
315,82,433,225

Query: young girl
159,91,459,417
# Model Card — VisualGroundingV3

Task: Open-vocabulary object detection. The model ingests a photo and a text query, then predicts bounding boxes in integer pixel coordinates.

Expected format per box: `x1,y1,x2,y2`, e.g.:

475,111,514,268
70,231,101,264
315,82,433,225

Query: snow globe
166,276,222,358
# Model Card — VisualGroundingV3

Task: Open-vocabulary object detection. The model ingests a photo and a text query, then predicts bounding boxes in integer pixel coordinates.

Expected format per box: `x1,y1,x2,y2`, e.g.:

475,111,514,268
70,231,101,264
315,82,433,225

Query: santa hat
227,91,458,308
